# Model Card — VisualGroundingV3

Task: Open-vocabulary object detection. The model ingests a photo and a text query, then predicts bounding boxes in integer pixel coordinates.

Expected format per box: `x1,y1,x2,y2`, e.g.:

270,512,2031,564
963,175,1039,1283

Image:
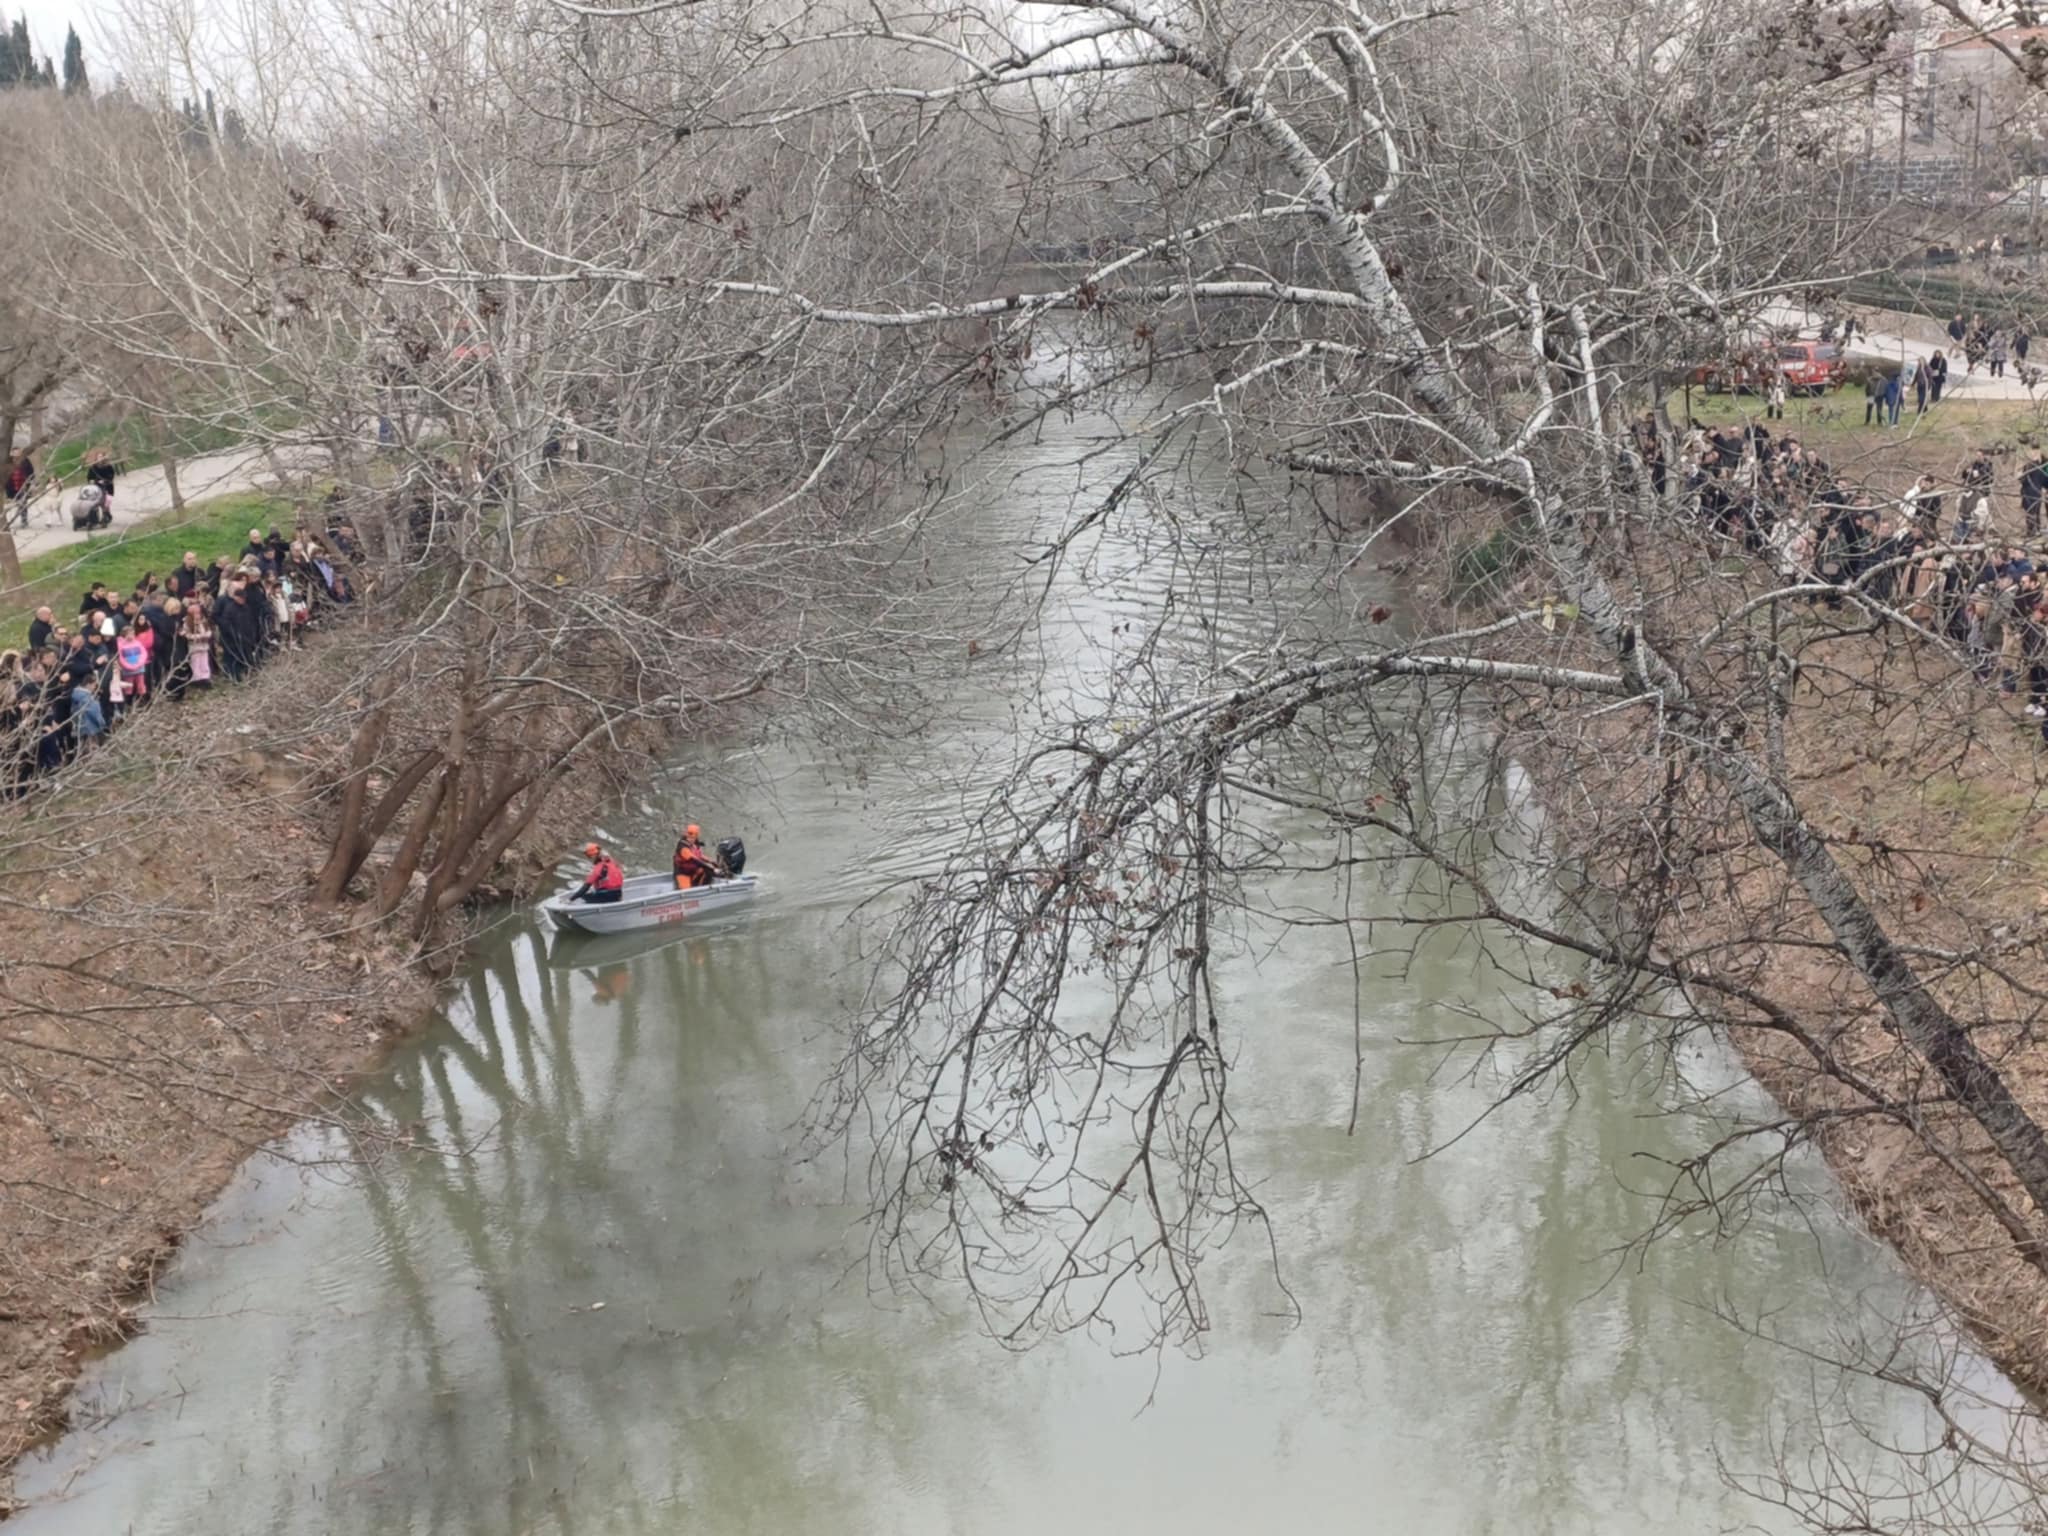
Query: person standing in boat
570,841,625,904
673,824,722,889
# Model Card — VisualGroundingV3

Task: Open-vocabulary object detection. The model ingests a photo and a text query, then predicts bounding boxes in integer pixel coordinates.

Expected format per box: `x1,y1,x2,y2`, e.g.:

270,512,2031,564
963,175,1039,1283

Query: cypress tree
177,95,209,152
61,25,85,96
0,18,30,88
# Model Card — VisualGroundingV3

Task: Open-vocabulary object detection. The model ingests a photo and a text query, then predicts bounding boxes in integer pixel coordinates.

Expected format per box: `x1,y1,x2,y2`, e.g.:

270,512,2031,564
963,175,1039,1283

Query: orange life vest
673,842,716,888
592,856,623,893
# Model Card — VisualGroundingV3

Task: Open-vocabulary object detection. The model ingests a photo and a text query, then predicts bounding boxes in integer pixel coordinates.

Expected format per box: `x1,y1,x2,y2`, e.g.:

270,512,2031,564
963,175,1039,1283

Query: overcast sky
8,0,112,69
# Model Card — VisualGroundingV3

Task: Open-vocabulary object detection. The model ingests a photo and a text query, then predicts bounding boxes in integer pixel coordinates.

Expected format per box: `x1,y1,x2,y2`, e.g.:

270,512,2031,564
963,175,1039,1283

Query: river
8,372,1998,1533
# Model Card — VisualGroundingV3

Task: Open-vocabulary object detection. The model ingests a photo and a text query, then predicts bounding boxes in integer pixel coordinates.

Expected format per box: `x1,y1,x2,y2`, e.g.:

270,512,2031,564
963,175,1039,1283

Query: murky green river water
9,382,1997,1533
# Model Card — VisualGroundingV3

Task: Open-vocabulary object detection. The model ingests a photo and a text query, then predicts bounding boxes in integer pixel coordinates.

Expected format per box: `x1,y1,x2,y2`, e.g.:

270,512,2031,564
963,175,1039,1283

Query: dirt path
8,445,315,563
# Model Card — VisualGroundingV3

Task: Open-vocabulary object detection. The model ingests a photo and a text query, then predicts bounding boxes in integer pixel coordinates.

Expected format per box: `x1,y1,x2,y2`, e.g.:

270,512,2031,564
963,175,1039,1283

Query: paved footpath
7,443,312,565
1762,300,2041,403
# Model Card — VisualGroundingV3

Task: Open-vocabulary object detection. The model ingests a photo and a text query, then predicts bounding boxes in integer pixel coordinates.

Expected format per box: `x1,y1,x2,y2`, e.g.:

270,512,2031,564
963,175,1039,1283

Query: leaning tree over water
19,0,2048,1523
514,0,2048,1526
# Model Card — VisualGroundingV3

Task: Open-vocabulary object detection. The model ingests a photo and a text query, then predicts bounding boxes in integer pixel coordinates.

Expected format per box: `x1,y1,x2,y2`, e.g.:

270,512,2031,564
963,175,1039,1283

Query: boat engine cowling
717,837,746,876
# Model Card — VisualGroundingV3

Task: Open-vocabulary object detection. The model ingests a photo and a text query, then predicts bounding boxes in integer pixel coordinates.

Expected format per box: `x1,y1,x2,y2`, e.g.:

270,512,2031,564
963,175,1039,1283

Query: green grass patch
1920,773,2048,877
1451,524,1529,597
1,491,296,647
1667,388,2048,483
38,404,298,485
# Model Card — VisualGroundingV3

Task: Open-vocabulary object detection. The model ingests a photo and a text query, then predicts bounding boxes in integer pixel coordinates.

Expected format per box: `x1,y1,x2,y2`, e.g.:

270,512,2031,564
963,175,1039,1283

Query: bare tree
0,0,1020,1471
0,90,94,582
20,0,2048,1523
450,0,2048,1523
31,0,1031,947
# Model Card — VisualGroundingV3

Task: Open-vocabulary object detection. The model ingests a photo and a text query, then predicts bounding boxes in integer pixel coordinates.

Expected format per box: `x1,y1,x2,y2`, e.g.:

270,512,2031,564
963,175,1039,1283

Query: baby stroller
69,484,110,531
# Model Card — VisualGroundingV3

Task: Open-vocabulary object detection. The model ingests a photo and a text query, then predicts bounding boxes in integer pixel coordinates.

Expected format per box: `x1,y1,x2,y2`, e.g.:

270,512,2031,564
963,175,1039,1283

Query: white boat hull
541,872,760,935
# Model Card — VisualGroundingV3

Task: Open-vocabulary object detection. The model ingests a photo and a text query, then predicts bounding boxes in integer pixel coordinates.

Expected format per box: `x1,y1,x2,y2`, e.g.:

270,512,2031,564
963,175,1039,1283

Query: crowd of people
1946,310,2036,382
2,517,360,790
1858,352,1949,424
1636,409,2048,730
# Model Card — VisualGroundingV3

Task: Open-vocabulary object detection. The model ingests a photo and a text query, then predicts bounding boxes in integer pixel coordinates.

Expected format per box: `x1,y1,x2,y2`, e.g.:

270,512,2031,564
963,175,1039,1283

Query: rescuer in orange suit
570,841,625,904
673,824,722,890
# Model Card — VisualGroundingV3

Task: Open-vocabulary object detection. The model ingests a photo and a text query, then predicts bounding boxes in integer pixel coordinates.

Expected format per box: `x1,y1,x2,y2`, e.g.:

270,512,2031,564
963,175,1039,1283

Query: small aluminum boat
541,872,760,936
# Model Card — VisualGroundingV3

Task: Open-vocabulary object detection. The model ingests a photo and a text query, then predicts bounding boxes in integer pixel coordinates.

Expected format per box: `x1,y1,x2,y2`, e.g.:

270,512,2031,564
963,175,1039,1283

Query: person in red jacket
570,841,625,904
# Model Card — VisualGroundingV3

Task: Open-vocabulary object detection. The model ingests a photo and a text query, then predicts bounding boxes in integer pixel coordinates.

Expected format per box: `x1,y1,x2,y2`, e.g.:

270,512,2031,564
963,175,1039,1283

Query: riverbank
1720,660,2048,1392
1468,424,2048,1393
1569,694,2048,1392
0,635,631,1514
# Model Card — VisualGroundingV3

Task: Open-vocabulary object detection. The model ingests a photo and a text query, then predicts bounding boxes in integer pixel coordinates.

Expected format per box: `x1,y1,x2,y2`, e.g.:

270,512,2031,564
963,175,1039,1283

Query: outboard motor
717,837,746,877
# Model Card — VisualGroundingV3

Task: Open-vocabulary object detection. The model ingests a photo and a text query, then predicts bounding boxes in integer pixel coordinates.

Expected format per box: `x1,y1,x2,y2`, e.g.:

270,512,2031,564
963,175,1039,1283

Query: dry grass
1503,454,2048,1392
0,653,433,1509
1672,389,2048,488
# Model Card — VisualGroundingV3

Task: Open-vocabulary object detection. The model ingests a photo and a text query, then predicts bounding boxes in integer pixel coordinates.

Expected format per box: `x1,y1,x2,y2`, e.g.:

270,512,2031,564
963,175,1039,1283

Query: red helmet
583,842,601,858
685,824,700,840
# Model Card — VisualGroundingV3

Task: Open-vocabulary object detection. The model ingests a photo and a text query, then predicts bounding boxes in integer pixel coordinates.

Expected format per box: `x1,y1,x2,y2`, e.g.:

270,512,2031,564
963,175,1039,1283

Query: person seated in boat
570,841,625,904
672,824,723,890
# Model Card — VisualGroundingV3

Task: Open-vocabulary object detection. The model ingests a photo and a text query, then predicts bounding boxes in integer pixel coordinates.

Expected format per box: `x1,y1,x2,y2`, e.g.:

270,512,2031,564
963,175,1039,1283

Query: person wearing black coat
139,598,176,693
32,665,68,773
166,552,203,600
213,585,250,680
1865,522,1914,603
2022,451,2048,538
83,452,116,506
248,575,276,659
220,581,266,680
57,633,94,690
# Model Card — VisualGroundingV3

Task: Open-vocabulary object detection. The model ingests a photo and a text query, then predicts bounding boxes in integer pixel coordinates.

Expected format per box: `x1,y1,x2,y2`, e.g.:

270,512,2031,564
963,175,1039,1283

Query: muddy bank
0,644,638,1514
1506,618,2048,1397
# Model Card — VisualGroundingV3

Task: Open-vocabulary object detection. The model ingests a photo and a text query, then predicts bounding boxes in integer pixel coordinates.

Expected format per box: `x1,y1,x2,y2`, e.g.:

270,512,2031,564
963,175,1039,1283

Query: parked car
1771,340,1846,394
1689,340,1844,396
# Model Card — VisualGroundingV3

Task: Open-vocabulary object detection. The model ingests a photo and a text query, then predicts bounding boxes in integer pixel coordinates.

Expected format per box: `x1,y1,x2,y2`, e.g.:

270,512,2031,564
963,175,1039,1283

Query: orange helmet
685,824,700,839
583,841,601,858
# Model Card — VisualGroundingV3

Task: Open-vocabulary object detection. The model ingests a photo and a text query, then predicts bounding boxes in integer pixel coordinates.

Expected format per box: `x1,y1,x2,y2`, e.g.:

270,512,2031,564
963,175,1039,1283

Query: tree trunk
375,767,451,921
148,413,185,513
0,411,20,587
391,669,477,926
351,748,443,876
263,443,293,489
311,686,395,906
1151,14,2048,1248
1713,745,2048,1260
416,763,542,939
414,746,524,941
